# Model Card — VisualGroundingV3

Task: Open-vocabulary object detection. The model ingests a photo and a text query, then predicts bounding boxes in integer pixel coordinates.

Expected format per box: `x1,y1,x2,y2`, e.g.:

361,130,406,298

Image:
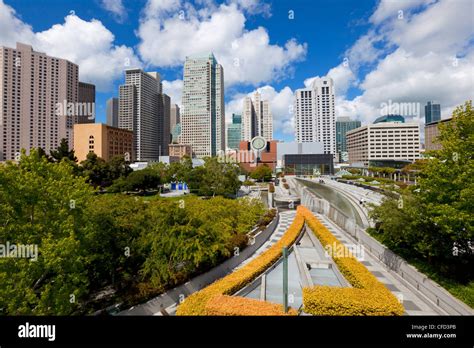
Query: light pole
282,246,288,313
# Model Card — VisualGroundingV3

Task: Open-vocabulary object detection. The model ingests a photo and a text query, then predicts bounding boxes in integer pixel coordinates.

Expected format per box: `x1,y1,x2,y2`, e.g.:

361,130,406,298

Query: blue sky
1,0,473,142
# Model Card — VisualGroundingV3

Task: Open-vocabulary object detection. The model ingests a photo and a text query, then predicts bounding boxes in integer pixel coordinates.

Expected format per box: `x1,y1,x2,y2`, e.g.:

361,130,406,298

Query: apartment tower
241,91,273,141
0,42,79,161
295,77,336,156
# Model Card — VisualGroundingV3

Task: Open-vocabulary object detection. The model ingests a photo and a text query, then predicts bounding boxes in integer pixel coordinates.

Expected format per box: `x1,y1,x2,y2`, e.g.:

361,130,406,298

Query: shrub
176,207,305,315
299,206,404,316
206,295,297,316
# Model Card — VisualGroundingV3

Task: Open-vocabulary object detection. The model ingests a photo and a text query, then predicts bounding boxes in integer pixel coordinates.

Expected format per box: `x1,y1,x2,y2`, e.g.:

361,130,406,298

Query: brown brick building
425,118,451,151
169,143,192,159
74,123,133,162
238,140,277,172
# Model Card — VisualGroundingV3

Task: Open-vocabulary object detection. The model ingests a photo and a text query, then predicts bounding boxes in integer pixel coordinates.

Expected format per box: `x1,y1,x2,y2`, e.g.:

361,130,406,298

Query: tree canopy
369,101,473,282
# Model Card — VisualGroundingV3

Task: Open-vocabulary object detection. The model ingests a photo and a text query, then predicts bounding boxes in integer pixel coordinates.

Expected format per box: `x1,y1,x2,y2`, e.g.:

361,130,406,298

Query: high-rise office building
425,118,451,151
295,77,336,156
106,97,119,127
160,93,171,156
118,69,170,161
336,117,361,162
170,104,180,131
425,101,441,124
346,122,420,166
241,92,273,141
0,42,79,161
169,103,180,144
181,53,224,157
227,113,242,150
76,82,95,124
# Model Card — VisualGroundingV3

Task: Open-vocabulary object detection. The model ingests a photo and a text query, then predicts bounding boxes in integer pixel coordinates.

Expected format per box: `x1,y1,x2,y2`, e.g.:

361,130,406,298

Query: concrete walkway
236,210,297,269
314,212,443,315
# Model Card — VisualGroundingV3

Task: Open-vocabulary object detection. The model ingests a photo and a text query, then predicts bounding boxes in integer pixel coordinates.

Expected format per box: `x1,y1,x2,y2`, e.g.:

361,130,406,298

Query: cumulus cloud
162,79,184,107
137,1,306,86
332,0,474,126
100,0,127,22
304,64,357,98
0,0,141,91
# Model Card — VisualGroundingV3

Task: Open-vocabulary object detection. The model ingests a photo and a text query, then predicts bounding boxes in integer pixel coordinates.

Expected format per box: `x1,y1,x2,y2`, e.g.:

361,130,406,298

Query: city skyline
0,0,471,142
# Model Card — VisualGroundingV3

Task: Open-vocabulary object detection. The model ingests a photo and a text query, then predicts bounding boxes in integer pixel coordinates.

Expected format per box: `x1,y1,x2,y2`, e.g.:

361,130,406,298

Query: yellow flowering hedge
176,206,305,315
299,206,404,316
206,295,298,316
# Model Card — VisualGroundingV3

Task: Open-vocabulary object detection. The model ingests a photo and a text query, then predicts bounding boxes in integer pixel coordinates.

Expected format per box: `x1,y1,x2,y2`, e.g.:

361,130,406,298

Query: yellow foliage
206,295,297,316
299,206,404,316
177,205,404,316
176,206,305,315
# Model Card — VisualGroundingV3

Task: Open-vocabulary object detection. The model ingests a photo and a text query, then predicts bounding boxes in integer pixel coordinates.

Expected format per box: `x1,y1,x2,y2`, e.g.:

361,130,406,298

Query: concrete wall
293,179,473,315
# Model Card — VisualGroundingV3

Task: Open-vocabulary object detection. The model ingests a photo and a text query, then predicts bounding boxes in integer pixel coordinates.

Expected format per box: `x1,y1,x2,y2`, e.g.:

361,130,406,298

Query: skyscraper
106,97,119,127
295,77,336,156
336,117,361,162
0,42,79,161
118,69,169,161
170,104,180,144
181,53,224,157
160,93,171,156
77,82,95,124
241,92,273,141
227,113,242,150
425,101,441,124
170,104,180,131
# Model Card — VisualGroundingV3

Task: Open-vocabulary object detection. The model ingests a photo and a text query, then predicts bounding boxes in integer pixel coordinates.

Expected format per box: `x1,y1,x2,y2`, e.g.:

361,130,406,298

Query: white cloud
137,1,306,86
369,0,433,24
304,64,357,98
226,85,295,135
0,1,141,91
100,0,127,22
162,79,184,107
331,0,474,126
0,0,35,46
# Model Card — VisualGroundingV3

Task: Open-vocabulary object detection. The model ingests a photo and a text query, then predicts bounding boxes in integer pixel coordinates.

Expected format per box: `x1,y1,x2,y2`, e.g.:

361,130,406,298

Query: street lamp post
283,246,288,313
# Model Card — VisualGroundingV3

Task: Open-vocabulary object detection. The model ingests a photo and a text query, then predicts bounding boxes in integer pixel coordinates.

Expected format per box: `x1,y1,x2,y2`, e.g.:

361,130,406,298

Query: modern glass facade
283,154,334,176
181,53,225,157
336,117,361,162
227,113,242,150
425,101,441,124
373,114,405,124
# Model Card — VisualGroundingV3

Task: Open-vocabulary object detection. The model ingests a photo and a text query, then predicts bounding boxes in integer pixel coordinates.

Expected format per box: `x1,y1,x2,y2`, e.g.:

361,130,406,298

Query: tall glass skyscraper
425,101,441,124
181,53,225,157
227,113,242,150
336,117,361,162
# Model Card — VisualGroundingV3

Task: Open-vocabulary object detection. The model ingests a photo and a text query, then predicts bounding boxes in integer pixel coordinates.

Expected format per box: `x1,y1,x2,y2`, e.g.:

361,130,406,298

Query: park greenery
249,164,273,182
368,101,474,306
0,150,268,315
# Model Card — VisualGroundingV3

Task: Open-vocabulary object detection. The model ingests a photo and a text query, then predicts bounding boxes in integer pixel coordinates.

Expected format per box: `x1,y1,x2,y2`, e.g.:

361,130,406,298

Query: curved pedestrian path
236,210,297,269
313,212,443,315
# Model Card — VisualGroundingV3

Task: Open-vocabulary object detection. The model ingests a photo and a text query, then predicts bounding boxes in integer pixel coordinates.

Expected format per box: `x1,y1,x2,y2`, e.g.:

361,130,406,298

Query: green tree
369,101,473,281
50,138,77,162
80,152,110,187
110,168,161,193
249,164,273,182
0,149,94,315
188,157,240,197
